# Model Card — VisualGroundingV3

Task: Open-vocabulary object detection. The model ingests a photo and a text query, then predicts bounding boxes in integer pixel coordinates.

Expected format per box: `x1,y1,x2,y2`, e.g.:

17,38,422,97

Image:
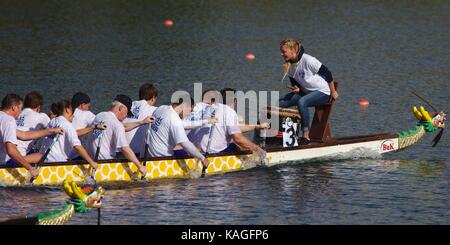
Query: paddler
16,91,51,155
71,92,96,135
0,94,63,179
85,94,151,177
278,38,338,145
186,88,267,156
37,100,98,170
142,97,210,169
124,83,158,156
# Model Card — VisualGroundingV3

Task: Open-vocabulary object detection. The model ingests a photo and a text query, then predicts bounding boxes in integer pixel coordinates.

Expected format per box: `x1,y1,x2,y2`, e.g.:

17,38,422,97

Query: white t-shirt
72,108,96,130
183,102,214,133
15,108,50,155
144,105,189,157
86,111,129,160
187,103,241,153
0,111,19,163
288,53,330,95
123,100,157,154
40,116,81,162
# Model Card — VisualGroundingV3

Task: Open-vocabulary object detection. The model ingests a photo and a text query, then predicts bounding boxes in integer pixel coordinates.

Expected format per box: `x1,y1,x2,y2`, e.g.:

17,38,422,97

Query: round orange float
358,99,369,106
164,19,174,27
246,53,255,60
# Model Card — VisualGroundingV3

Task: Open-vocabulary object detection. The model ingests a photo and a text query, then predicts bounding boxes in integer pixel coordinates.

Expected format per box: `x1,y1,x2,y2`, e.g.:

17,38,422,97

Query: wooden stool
310,82,338,143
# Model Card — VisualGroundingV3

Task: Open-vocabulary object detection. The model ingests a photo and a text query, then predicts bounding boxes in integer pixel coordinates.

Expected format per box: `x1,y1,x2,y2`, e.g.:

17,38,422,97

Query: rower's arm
121,146,144,168
5,142,34,170
239,124,257,133
77,124,106,137
123,116,154,132
74,145,98,169
16,128,63,141
239,123,270,133
180,141,205,161
231,133,261,151
77,127,94,137
183,119,208,130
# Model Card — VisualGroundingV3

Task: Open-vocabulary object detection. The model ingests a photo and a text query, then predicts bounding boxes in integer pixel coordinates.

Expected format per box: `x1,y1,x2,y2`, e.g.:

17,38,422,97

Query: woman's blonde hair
280,38,302,73
280,38,301,54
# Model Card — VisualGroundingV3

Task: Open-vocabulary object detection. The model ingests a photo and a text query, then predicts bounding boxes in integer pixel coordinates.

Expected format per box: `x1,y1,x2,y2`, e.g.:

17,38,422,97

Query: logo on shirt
151,117,163,133
298,71,305,79
93,119,105,137
128,106,140,120
16,116,25,127
187,104,216,121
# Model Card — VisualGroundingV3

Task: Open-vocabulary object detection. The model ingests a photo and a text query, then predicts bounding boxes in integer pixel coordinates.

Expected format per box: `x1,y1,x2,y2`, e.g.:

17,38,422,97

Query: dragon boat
0,102,446,187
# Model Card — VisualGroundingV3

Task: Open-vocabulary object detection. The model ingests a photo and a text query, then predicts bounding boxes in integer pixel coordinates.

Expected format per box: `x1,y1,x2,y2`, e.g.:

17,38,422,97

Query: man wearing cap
85,94,151,177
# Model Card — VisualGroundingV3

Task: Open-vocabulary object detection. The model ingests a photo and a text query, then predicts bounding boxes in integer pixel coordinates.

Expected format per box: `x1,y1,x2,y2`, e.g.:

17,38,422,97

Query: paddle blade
431,129,444,147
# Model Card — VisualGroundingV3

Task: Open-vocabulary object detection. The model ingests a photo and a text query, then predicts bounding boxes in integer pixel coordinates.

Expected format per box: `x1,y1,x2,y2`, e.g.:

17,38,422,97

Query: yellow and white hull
0,154,250,186
0,132,406,187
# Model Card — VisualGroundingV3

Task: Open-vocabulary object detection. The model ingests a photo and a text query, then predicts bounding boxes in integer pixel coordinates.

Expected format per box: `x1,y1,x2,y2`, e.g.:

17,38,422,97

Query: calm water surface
0,0,449,224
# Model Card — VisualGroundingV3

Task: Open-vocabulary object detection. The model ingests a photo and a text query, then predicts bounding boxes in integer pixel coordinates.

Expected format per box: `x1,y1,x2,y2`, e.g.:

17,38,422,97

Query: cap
114,94,133,117
71,92,90,109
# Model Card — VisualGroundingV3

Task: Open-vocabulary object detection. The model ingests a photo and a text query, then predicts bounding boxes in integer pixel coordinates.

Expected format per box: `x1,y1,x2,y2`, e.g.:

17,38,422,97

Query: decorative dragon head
63,180,105,211
412,105,446,147
413,105,446,128
432,112,446,129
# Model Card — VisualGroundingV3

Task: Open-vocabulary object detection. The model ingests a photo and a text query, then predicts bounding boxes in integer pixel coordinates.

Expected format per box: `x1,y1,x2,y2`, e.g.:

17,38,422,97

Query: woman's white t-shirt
288,53,330,95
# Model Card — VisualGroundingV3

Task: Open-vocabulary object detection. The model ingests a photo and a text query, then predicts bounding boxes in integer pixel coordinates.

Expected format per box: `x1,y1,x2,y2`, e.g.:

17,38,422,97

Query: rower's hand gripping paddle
30,134,60,183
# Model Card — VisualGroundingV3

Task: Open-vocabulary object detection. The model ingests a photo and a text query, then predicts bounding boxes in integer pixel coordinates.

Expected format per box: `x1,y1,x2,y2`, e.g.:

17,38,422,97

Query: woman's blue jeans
279,91,330,132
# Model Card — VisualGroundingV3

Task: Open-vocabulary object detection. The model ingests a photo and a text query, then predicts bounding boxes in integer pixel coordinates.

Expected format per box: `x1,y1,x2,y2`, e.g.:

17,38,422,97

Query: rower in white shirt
124,83,158,155
71,92,99,136
142,97,210,169
0,94,63,179
39,100,98,170
16,91,50,155
85,94,152,178
187,88,267,155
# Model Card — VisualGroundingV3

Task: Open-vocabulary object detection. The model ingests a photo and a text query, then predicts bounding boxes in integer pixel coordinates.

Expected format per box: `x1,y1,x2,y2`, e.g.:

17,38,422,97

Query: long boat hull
0,132,406,187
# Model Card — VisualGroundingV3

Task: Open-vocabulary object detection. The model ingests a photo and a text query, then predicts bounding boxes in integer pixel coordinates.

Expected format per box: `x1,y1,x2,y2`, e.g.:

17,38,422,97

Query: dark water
0,0,449,224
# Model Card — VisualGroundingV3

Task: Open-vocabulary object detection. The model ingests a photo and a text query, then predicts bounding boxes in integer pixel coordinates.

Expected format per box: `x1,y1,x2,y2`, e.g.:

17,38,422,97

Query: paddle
411,92,446,147
142,127,151,167
201,112,216,178
140,127,151,181
83,129,103,185
30,134,60,183
94,131,103,162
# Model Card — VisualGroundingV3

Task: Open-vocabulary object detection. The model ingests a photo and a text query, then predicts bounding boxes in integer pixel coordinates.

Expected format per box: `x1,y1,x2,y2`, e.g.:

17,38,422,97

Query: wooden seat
264,82,338,143
310,82,338,142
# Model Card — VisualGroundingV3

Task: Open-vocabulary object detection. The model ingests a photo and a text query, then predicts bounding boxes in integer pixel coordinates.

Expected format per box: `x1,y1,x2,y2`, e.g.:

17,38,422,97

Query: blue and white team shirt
123,100,157,154
16,108,50,155
40,116,81,162
288,53,330,95
143,105,189,157
186,103,241,153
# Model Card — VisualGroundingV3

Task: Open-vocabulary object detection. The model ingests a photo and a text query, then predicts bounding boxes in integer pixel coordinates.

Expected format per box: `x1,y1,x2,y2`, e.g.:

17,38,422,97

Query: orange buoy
246,53,255,60
358,99,369,106
164,19,174,27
